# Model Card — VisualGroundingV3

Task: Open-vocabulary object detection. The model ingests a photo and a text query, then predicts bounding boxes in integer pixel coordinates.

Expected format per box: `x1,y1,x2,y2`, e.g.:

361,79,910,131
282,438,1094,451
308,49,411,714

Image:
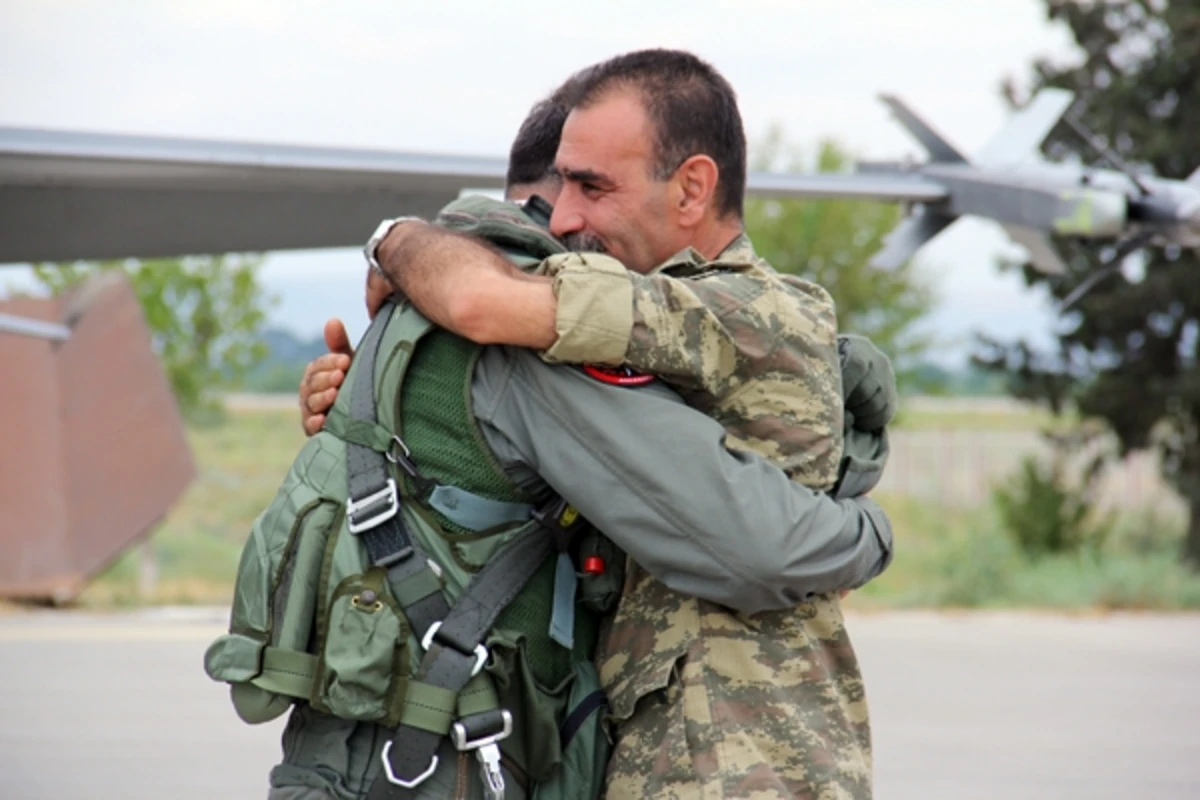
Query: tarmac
1,607,1197,799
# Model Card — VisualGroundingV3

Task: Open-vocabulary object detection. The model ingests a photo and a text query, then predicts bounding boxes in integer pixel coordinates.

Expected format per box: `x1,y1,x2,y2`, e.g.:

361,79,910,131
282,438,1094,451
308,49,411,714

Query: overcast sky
0,0,1082,366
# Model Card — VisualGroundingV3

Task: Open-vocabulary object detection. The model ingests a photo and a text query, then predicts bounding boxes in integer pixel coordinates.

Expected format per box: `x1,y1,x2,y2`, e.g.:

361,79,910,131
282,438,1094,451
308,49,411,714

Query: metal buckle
451,710,513,751
346,479,398,533
380,742,438,788
421,621,488,676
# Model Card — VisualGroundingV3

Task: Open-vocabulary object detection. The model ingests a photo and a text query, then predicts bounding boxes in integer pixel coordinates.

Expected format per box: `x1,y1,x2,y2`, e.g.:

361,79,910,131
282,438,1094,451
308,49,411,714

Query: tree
32,255,276,418
974,1,1200,563
744,128,939,388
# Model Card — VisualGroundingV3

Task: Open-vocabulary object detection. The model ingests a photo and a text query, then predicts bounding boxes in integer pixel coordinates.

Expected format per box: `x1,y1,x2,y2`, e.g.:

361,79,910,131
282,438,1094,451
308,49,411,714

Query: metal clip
476,743,505,800
386,435,423,480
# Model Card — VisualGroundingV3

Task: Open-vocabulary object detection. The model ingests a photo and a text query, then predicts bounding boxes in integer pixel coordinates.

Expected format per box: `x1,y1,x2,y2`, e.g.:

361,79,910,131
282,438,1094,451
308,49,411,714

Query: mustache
560,232,607,254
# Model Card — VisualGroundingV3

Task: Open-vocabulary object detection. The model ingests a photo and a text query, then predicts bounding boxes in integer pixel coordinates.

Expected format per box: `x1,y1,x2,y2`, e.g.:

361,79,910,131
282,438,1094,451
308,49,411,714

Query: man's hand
299,318,354,436
366,266,396,321
838,333,897,432
373,219,557,348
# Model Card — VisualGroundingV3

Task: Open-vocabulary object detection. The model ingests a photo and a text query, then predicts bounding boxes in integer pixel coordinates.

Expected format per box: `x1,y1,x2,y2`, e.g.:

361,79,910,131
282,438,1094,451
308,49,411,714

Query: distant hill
910,361,1007,396
238,327,329,393
235,330,1009,397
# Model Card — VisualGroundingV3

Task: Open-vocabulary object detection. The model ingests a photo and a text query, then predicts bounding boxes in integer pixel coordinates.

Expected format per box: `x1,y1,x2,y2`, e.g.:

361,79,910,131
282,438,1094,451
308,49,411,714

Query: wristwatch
364,216,423,273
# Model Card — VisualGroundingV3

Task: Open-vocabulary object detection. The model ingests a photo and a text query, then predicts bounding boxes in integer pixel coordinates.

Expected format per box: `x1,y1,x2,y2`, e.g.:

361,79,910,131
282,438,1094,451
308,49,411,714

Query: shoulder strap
343,301,451,642
343,300,561,800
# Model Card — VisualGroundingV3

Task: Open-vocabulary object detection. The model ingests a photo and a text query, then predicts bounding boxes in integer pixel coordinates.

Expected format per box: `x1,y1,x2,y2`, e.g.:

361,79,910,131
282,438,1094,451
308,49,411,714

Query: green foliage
31,255,276,418
744,128,939,389
991,454,1114,559
242,363,308,393
73,409,1200,610
976,1,1200,563
857,492,1200,611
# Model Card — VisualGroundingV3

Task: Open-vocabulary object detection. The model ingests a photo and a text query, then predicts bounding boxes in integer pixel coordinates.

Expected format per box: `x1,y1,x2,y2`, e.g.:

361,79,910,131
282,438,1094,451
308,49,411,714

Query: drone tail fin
869,209,959,269
878,94,970,164
1002,224,1068,274
976,88,1076,167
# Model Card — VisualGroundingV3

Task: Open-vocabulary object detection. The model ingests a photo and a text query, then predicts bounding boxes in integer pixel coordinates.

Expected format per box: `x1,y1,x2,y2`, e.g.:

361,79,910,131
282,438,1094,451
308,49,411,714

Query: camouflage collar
650,230,757,275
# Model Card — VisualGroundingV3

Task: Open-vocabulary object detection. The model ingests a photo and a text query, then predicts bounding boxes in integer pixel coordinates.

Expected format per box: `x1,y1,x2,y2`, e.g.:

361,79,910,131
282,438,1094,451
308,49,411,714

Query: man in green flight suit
300,50,895,798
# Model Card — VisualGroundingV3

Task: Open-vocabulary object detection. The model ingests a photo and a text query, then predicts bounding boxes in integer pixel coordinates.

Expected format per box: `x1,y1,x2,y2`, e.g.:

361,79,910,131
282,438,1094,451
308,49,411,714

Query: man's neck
692,218,746,261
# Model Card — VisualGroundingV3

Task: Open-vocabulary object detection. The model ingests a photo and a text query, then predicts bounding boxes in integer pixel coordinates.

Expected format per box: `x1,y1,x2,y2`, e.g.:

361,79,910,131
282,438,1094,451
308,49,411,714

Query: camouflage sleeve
471,346,895,612
536,253,635,366
539,252,764,394
542,254,845,488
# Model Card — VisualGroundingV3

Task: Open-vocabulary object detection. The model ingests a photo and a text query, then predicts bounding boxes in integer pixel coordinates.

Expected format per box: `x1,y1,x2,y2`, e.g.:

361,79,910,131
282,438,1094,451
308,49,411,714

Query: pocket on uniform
531,660,611,800
314,571,409,722
596,570,698,724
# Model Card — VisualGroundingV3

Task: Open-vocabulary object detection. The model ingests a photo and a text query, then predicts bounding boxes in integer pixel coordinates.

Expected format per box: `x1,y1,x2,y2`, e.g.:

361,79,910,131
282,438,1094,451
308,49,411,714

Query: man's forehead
555,91,651,176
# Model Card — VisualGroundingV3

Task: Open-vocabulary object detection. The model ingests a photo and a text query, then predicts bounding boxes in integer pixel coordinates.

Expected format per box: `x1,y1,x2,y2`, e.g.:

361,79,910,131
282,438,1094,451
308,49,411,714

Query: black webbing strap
344,301,559,798
343,301,450,653
368,526,555,800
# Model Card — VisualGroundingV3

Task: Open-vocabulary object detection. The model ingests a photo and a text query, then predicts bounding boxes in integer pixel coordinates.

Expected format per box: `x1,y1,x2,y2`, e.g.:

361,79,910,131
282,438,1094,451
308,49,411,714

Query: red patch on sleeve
582,364,656,386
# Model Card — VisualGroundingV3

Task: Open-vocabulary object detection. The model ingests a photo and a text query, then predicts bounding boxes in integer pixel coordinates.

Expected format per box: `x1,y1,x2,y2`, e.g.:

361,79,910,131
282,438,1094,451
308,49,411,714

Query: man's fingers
324,318,354,357
366,268,394,319
306,387,339,416
303,413,326,436
308,353,351,382
307,369,345,397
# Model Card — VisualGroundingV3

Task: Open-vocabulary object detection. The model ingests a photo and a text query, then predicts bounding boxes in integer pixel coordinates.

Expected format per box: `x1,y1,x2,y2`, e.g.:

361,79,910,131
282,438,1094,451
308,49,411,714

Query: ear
673,154,719,228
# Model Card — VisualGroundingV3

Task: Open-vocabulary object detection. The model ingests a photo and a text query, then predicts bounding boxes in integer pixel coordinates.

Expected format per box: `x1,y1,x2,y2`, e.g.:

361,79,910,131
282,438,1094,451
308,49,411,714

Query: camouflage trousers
600,593,874,799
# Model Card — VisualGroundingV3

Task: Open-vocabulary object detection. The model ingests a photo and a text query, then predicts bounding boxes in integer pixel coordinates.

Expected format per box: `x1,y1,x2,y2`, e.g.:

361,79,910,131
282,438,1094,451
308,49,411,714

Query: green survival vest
204,299,621,800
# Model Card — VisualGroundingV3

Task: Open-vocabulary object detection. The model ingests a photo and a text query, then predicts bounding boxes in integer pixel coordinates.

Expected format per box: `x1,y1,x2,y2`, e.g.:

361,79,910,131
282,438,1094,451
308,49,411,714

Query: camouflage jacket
436,196,874,798
538,235,844,489
539,238,873,799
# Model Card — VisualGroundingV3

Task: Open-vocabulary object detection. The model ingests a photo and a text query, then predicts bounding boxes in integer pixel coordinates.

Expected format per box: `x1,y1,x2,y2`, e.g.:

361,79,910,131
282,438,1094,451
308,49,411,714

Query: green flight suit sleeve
470,345,894,614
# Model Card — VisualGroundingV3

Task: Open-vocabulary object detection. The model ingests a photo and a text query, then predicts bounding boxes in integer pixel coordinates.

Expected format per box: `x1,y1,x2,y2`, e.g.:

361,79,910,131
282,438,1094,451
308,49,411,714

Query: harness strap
340,301,558,799
326,409,536,533
343,301,451,642
250,647,317,700
368,526,554,800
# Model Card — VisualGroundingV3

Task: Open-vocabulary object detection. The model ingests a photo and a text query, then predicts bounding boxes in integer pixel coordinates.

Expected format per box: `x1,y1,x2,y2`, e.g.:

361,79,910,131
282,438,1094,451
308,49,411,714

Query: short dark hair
564,49,747,219
505,74,587,189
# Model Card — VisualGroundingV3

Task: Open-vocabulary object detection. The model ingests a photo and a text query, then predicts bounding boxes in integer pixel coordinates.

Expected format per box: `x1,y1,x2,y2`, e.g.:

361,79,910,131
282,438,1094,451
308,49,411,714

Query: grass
845,492,1200,612
75,403,1200,611
893,407,1064,432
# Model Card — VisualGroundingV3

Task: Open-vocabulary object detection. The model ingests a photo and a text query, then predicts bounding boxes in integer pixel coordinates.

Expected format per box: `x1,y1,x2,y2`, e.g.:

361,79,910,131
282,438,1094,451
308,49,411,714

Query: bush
991,454,1114,559
855,491,1200,611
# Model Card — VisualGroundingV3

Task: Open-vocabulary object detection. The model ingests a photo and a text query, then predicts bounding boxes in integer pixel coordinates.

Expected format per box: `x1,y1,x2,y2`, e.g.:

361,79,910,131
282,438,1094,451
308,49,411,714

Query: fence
877,427,1185,517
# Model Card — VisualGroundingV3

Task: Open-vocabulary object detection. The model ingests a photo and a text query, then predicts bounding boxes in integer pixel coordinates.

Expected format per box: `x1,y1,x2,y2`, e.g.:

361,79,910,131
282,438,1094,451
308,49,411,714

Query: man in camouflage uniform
307,50,892,798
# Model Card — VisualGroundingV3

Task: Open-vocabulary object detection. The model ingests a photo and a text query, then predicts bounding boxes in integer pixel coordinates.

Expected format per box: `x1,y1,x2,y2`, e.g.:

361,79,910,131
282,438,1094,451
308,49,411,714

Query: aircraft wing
0,125,508,264
0,125,953,264
746,171,947,204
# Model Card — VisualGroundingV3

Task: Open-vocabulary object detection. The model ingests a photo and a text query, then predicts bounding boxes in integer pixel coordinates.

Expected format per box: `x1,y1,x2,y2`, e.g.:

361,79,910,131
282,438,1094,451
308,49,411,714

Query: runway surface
1,608,1197,799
